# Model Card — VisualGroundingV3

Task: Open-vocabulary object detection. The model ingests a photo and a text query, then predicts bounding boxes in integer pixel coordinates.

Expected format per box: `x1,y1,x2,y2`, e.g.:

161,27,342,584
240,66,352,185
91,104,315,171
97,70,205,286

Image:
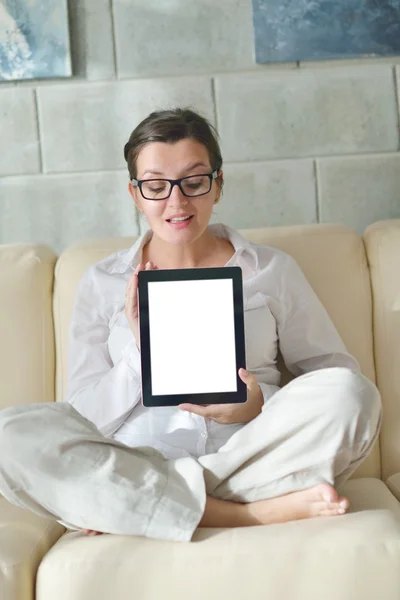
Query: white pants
0,368,381,542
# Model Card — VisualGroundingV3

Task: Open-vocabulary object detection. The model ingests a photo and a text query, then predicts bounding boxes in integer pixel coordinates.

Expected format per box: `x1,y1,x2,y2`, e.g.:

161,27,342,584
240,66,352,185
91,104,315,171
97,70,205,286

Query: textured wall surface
253,0,400,63
0,0,399,252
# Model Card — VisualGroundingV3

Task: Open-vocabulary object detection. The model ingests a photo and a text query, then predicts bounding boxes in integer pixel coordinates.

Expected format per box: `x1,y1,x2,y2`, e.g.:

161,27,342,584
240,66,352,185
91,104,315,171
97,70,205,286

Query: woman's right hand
125,261,158,349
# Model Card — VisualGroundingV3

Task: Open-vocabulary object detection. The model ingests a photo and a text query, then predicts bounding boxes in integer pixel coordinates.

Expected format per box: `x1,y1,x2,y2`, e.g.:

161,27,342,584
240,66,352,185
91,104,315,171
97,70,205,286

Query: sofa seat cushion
0,498,65,600
37,478,400,600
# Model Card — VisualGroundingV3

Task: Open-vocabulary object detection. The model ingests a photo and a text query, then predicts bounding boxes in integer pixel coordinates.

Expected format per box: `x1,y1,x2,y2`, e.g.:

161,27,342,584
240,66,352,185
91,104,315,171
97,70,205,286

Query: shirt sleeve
64,266,142,437
274,254,360,376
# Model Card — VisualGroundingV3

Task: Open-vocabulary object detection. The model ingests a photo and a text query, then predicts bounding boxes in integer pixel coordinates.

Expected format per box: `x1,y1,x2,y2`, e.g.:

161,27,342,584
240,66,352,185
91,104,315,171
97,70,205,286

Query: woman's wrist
242,384,264,423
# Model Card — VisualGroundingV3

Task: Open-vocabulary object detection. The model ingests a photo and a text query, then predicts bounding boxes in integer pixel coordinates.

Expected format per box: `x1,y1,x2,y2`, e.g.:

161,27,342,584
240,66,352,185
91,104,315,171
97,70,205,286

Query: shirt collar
110,224,259,274
110,230,152,274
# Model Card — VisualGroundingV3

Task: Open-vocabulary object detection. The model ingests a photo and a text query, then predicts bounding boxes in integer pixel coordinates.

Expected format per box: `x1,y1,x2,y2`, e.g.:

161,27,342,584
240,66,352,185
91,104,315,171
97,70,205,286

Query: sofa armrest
0,498,65,600
387,473,400,503
364,220,400,479
0,244,57,412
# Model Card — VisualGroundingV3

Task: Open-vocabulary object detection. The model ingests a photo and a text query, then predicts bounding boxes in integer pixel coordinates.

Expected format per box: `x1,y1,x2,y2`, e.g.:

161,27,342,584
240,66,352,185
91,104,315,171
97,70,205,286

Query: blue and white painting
0,0,71,80
252,0,400,63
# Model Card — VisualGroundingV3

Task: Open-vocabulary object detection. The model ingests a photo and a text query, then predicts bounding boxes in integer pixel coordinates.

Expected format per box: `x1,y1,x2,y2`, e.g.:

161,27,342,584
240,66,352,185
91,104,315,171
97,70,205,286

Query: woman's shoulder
219,223,297,270
76,245,139,306
251,240,293,262
80,238,142,284
253,243,300,274
93,248,134,276
74,248,135,318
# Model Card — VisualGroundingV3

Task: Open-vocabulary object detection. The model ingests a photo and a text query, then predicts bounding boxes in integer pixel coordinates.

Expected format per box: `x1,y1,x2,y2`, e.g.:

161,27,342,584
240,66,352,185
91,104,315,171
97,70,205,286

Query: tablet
138,266,247,407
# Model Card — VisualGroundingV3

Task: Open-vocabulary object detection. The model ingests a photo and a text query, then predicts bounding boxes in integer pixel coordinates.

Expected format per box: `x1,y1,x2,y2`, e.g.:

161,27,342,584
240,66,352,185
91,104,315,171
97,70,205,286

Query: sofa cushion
54,223,380,478
387,473,400,502
36,478,400,600
0,244,57,411
364,220,400,480
0,498,65,600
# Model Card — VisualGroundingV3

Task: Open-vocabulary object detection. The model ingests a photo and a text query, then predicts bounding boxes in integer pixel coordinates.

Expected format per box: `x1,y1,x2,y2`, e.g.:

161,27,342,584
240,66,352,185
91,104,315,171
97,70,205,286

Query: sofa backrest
365,220,400,480
0,244,57,411
54,223,381,479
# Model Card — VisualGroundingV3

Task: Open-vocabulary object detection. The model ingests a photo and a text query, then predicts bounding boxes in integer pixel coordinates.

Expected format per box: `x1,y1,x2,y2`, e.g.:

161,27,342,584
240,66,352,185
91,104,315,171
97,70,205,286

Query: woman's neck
142,229,234,270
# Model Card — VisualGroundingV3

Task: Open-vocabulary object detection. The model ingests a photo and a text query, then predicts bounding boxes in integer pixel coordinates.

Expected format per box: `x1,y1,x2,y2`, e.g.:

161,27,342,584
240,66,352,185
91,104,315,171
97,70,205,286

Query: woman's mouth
166,215,194,229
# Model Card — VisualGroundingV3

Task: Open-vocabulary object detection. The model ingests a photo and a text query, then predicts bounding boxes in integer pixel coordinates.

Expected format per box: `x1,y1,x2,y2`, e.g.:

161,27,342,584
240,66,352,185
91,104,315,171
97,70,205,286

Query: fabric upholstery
2,221,400,600
0,498,65,600
36,479,400,600
364,220,400,480
0,244,57,412
53,224,380,478
386,472,400,502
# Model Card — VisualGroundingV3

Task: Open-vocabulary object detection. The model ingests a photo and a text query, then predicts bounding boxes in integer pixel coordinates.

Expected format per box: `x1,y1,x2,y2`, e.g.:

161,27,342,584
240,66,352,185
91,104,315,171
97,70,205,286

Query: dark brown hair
124,107,223,179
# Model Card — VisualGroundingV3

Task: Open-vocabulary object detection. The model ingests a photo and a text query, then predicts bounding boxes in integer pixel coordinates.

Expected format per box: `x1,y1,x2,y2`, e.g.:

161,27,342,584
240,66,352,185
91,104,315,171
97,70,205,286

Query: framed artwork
0,0,72,80
252,0,400,63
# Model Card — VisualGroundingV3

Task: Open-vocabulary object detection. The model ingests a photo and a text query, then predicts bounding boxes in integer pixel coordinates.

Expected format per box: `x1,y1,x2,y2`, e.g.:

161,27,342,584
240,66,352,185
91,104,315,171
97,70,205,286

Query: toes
318,499,349,517
314,484,350,512
319,484,339,504
319,506,347,517
82,529,103,536
338,496,350,511
311,499,349,517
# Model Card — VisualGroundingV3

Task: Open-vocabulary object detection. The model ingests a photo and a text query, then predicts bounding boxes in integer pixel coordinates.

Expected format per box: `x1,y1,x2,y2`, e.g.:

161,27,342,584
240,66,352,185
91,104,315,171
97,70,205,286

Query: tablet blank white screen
148,279,237,395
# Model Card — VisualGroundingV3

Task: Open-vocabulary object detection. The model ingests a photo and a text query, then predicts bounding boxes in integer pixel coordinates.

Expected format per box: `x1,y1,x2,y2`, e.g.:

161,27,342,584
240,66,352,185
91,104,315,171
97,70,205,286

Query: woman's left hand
179,368,263,424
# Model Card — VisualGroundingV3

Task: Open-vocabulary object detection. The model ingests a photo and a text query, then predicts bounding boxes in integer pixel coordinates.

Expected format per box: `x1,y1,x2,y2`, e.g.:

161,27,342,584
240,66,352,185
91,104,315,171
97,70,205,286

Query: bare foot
81,529,104,536
248,483,349,526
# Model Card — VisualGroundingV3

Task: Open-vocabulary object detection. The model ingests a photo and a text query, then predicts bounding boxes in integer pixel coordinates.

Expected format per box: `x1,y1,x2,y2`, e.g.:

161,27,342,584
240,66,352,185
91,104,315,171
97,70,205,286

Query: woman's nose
167,183,188,207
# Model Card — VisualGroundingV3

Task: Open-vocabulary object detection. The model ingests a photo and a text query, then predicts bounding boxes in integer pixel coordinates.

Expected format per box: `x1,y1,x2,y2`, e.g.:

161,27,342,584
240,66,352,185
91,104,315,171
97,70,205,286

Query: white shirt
65,224,359,459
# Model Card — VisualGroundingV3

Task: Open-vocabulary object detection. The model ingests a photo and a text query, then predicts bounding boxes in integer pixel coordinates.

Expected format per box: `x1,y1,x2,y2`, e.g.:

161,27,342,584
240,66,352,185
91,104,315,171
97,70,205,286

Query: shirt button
201,432,207,438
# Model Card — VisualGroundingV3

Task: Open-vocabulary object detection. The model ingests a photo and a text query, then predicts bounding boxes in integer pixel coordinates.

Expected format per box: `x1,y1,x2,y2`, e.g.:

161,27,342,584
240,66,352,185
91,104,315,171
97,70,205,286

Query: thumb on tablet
239,368,256,389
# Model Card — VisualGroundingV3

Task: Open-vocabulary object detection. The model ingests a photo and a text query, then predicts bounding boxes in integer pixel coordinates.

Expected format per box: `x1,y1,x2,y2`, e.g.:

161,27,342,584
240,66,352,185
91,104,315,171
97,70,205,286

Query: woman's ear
128,181,142,213
215,169,224,203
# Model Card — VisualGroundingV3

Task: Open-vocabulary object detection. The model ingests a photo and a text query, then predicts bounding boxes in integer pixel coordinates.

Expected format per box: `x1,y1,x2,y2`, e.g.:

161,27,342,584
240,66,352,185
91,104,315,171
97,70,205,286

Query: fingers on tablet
125,264,143,313
145,261,158,270
126,261,158,311
135,263,144,275
132,264,144,288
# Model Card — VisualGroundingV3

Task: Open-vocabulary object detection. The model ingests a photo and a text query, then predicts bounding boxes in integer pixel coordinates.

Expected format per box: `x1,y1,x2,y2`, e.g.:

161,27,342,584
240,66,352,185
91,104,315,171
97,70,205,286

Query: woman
0,108,381,542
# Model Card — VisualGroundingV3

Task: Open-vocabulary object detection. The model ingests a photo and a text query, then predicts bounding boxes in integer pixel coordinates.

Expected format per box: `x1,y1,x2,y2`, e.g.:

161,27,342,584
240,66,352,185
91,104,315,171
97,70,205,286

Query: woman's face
129,138,222,245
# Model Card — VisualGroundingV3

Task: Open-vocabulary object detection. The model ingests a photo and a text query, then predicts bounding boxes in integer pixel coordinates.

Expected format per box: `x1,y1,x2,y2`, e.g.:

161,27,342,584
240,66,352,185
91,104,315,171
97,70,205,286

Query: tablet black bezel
138,266,247,407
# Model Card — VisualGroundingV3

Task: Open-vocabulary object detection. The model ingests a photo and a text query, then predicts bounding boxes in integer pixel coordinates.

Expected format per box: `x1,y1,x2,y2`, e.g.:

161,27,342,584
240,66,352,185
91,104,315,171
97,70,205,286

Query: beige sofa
1,220,400,600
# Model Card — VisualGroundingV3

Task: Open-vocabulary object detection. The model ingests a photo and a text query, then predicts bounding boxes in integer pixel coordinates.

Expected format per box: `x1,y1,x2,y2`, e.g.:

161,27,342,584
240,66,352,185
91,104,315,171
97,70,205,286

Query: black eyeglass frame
130,170,219,201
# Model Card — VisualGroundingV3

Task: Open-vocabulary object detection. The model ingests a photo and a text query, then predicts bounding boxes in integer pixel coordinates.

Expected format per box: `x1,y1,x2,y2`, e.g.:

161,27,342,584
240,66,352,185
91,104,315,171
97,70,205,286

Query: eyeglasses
131,170,218,201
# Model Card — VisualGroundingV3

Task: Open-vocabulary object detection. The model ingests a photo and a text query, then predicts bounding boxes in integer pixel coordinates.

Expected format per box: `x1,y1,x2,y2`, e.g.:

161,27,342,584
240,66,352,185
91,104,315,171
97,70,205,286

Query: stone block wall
1,0,399,252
